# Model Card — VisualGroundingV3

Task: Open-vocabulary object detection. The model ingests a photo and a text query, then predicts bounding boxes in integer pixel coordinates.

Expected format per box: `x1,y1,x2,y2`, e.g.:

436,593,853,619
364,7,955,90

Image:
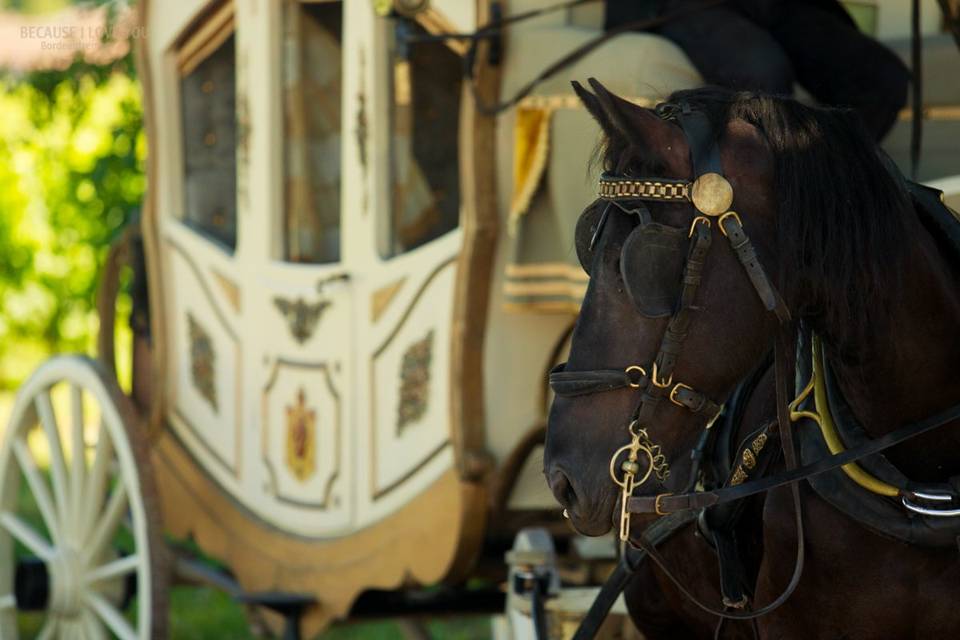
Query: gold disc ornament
690,172,734,216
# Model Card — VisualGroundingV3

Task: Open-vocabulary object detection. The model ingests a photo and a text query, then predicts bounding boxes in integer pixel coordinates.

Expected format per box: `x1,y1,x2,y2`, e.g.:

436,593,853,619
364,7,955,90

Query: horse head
544,79,909,538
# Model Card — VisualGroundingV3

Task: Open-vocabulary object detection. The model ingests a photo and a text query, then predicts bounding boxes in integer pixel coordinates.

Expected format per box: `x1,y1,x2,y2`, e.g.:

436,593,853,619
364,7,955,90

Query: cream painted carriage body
1,0,959,638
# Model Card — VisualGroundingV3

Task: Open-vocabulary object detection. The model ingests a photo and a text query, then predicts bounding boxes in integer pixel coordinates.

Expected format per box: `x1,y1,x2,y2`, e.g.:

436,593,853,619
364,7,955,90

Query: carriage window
282,1,343,264
179,17,237,251
381,19,462,258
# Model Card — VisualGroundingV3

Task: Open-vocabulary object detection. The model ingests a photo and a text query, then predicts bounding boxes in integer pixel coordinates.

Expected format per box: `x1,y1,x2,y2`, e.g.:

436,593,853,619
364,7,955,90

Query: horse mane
598,86,912,354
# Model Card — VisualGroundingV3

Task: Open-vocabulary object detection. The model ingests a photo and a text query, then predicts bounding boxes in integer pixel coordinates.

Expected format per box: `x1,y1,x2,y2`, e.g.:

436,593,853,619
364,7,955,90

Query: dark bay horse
544,80,960,638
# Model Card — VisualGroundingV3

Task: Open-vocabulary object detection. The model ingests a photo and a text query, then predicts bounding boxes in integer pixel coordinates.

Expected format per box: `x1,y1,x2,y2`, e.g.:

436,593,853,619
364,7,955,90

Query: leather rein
556,102,960,636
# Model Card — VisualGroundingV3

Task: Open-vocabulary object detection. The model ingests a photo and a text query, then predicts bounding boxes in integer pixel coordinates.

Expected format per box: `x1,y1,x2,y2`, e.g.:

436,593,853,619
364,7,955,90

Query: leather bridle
551,100,794,544
552,101,808,626
557,102,960,638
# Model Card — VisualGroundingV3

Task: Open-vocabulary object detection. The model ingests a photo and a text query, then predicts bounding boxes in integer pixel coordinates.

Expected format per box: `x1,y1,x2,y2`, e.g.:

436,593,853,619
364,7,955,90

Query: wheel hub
47,547,83,617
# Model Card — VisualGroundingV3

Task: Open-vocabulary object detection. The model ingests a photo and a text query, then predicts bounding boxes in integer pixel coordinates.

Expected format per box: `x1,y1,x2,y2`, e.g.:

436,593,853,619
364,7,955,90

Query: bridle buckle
669,382,693,407
651,362,673,389
655,492,673,516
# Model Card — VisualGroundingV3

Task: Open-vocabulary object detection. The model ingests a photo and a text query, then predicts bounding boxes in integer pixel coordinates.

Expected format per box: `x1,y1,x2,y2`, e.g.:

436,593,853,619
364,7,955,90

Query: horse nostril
548,468,577,509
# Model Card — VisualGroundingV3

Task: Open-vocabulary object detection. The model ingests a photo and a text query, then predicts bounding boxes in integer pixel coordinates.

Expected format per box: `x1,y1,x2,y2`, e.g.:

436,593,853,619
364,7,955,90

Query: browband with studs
597,174,690,201
598,171,734,217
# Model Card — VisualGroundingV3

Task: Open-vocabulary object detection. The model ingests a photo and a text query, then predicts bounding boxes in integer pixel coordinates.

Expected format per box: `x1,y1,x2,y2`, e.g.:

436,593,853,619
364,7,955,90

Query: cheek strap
719,212,791,323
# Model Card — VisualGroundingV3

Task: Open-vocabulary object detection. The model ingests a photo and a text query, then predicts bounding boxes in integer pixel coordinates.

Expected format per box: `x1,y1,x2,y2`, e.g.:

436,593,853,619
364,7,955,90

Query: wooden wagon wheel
0,356,167,639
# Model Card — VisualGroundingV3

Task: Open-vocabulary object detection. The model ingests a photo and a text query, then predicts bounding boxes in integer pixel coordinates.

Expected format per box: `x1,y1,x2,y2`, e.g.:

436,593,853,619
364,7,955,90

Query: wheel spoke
36,618,57,640
0,511,54,559
70,383,86,545
81,609,108,640
85,554,140,585
11,438,61,546
86,592,137,640
81,421,113,544
83,481,127,564
36,392,70,534
0,594,15,610
61,620,81,640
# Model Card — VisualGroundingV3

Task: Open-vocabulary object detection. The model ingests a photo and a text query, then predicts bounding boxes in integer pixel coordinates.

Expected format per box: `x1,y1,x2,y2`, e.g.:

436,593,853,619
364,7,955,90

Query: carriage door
243,0,354,536
352,10,465,526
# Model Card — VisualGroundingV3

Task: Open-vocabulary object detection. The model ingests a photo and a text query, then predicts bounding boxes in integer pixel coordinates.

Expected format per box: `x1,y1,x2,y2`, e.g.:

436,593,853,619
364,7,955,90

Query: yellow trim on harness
788,336,901,498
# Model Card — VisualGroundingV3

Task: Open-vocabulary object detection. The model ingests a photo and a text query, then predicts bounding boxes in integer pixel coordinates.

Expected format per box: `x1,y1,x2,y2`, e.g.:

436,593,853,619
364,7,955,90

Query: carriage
2,0,959,638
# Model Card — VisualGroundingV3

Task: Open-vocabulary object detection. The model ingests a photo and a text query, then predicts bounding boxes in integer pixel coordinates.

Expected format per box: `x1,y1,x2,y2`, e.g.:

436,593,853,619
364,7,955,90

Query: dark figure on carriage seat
605,0,910,140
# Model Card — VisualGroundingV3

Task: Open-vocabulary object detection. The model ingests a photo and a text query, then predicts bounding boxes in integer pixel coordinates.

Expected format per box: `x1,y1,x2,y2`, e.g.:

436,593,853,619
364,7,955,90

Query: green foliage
0,54,144,388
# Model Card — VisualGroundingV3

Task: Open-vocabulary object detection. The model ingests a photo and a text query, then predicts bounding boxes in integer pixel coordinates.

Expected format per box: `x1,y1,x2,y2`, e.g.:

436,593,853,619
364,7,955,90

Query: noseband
550,101,790,542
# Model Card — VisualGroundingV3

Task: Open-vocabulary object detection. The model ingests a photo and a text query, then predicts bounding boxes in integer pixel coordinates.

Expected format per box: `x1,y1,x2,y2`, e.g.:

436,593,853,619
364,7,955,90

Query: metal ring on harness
609,442,654,489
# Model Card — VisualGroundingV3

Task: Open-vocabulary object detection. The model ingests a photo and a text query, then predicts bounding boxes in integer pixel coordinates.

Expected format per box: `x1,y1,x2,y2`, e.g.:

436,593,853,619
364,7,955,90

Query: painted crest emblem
285,388,317,482
397,330,434,434
187,313,218,412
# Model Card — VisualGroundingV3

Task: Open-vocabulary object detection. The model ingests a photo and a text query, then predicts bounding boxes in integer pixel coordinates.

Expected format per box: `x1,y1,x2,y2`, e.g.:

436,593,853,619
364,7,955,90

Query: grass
0,391,494,639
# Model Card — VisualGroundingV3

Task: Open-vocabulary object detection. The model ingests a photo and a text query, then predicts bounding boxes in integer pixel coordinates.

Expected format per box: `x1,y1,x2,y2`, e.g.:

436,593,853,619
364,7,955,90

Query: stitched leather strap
629,376,960,515
632,329,807,621
720,214,790,323
549,363,647,397
654,219,712,379
676,106,723,178
571,510,699,640
670,384,722,418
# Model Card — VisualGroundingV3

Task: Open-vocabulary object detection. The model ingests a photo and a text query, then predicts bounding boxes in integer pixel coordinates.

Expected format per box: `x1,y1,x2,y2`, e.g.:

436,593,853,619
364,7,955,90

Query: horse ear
585,78,689,176
571,80,619,139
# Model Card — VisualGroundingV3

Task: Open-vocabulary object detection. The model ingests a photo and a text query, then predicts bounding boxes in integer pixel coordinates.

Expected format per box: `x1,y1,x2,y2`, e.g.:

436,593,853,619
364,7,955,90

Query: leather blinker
620,222,688,318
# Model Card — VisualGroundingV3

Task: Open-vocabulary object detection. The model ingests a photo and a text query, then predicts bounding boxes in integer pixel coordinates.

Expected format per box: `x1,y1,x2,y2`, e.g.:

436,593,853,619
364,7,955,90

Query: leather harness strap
628,390,960,515
571,510,700,640
719,214,791,322
635,329,808,621
549,362,721,418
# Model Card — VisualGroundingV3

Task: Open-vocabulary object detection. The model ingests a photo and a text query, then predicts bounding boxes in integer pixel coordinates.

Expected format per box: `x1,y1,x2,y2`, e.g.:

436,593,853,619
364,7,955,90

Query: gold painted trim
505,262,590,280
414,7,469,56
369,258,457,500
166,240,243,477
898,105,960,121
502,301,582,314
502,281,588,297
518,94,657,111
372,258,457,359
168,239,239,341
371,277,406,323
176,1,235,76
211,269,242,312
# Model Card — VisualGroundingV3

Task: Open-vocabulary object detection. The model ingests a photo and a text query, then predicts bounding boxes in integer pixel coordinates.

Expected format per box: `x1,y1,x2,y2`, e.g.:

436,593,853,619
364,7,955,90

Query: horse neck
831,209,960,481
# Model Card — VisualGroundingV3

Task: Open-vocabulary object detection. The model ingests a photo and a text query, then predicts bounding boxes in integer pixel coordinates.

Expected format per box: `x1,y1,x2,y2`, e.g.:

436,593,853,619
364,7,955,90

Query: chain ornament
609,421,672,543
